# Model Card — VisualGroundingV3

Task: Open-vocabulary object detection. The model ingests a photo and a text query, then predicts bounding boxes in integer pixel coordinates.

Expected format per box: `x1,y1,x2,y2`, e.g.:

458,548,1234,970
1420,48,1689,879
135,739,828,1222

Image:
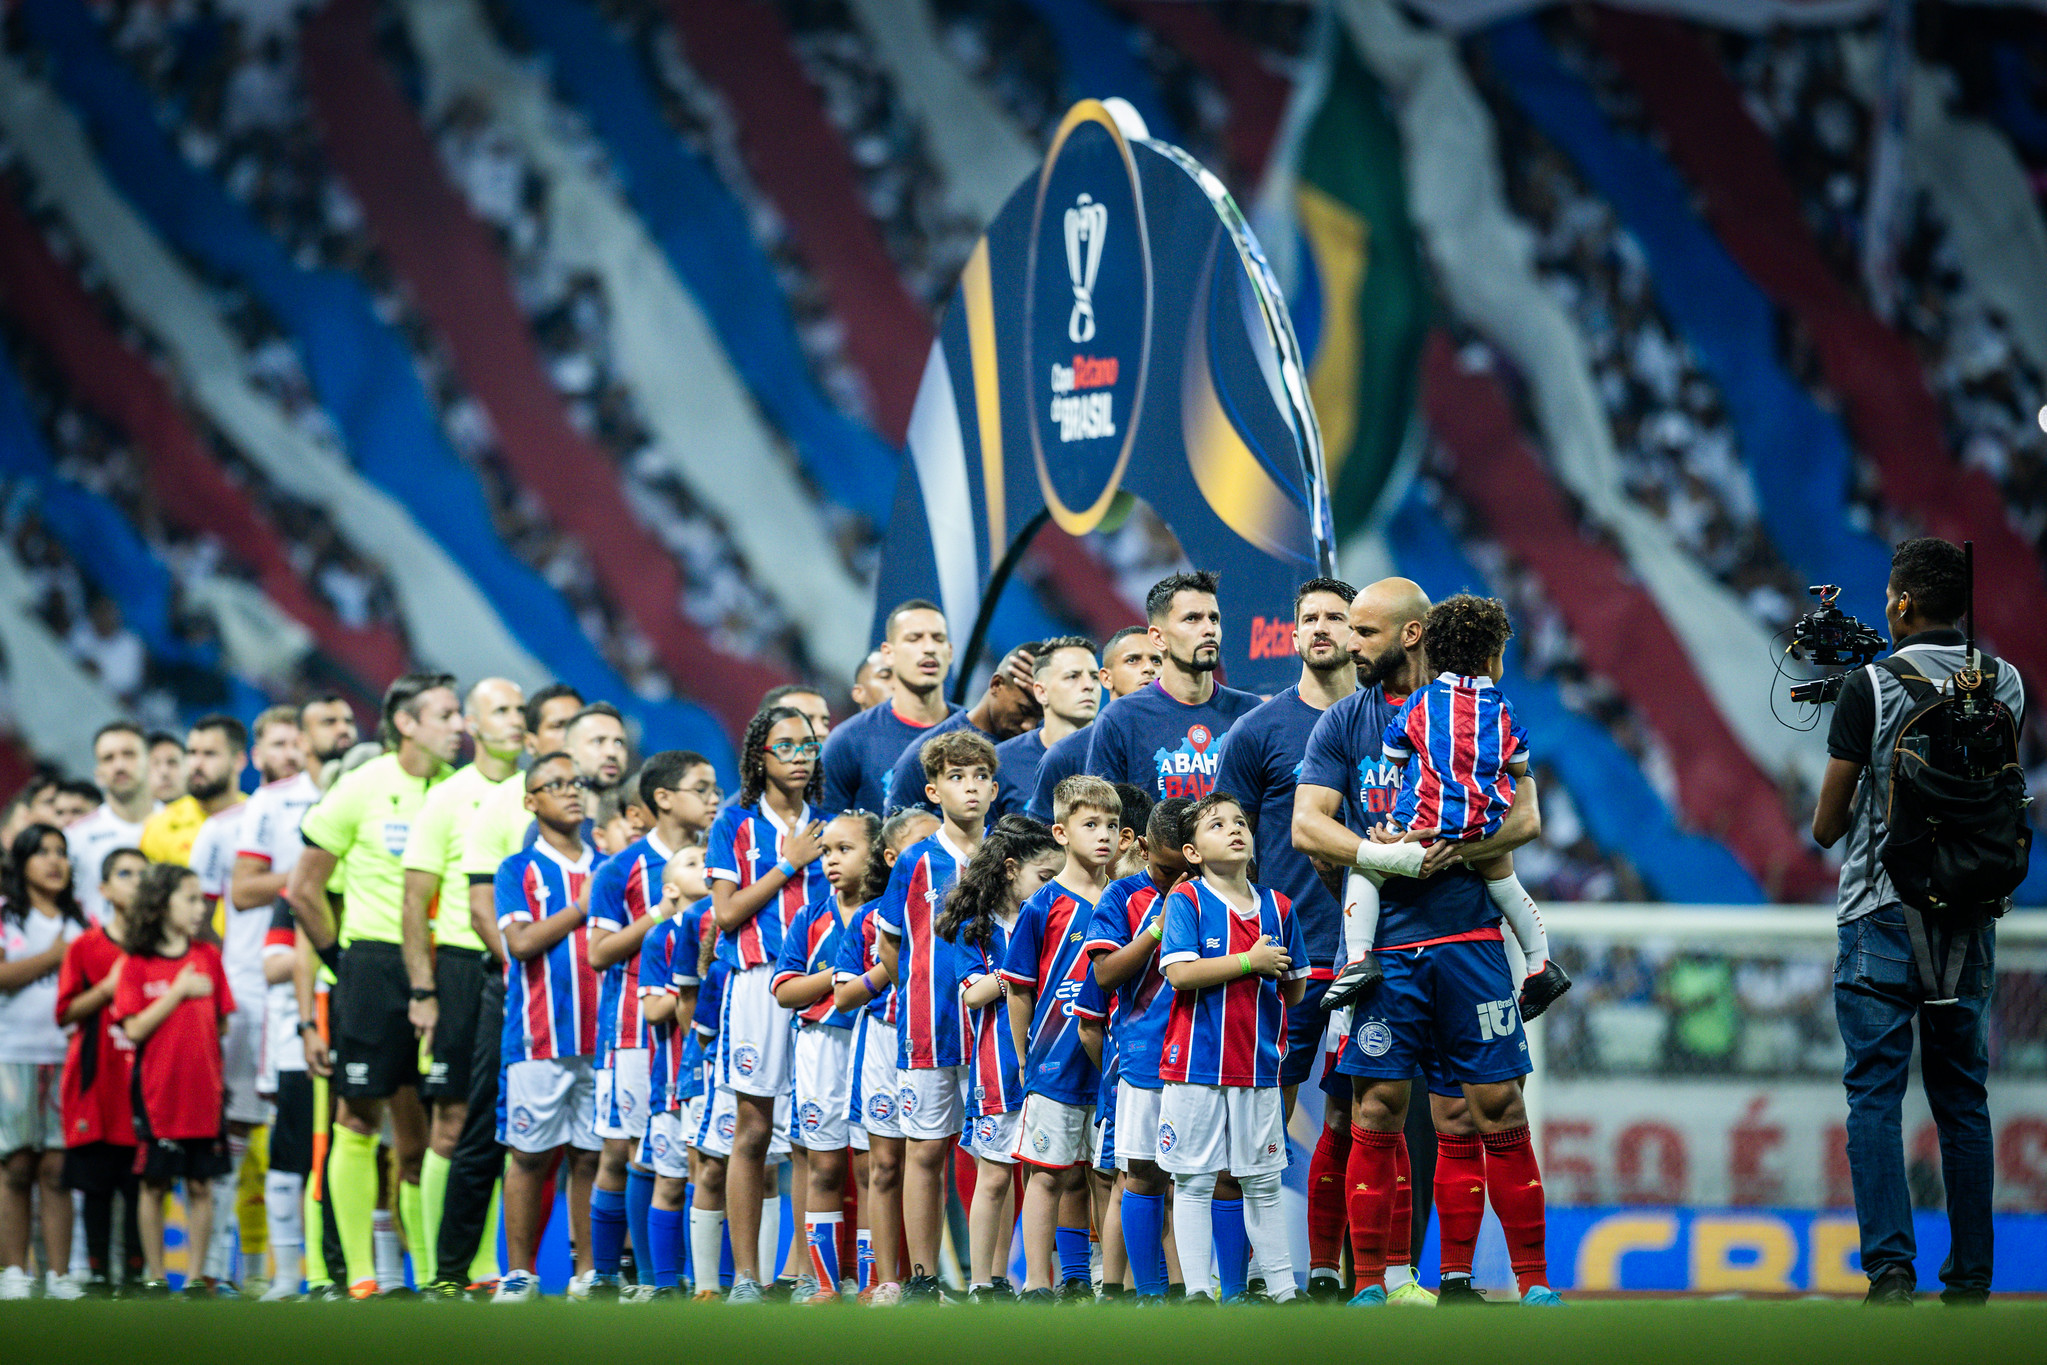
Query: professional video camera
1779,584,1887,707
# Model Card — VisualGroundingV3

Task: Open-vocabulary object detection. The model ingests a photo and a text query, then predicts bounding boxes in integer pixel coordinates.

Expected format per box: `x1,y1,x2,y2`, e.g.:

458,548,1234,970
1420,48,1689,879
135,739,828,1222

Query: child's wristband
775,857,798,879
864,967,885,992
1239,953,1253,977
1147,920,1164,941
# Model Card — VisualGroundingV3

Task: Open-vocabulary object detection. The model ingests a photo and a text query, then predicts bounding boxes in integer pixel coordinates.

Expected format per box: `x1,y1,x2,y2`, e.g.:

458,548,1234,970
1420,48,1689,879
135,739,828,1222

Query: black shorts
332,940,421,1100
422,947,487,1102
62,1141,137,1195
136,1135,230,1185
269,1070,315,1177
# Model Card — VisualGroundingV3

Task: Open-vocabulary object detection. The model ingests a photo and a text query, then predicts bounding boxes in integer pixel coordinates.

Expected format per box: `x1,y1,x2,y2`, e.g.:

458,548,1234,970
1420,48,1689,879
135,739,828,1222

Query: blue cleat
1347,1286,1387,1307
1521,1286,1565,1306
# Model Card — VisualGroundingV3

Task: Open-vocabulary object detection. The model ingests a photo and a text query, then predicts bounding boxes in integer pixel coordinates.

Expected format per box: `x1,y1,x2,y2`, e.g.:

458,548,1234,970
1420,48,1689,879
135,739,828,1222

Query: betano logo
1246,615,1297,661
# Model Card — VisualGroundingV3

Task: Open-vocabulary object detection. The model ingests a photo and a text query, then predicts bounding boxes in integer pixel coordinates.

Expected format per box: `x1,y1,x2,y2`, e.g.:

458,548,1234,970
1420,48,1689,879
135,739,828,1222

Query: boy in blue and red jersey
706,707,830,1301
1083,796,1192,1301
1002,777,1119,1299
1157,793,1308,1304
491,754,601,1301
873,730,997,1301
637,851,707,1298
585,750,720,1295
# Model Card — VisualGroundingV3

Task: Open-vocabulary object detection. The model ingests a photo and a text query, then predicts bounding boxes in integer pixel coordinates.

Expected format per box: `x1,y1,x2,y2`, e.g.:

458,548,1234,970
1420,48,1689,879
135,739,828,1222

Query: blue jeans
1833,908,1995,1295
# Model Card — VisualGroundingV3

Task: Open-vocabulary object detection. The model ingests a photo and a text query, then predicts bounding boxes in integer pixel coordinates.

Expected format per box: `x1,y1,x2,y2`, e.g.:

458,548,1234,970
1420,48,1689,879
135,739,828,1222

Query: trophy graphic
1064,193,1107,344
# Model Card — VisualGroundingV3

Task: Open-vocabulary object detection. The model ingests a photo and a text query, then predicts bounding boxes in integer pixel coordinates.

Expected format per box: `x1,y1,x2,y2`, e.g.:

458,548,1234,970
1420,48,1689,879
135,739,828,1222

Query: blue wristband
775,857,798,879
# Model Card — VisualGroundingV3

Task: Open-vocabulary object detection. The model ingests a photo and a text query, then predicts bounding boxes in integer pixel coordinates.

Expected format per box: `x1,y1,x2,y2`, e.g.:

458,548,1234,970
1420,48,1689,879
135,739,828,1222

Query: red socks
1344,1126,1402,1290
1307,1123,1351,1272
1482,1124,1550,1295
1388,1134,1412,1269
1434,1132,1486,1278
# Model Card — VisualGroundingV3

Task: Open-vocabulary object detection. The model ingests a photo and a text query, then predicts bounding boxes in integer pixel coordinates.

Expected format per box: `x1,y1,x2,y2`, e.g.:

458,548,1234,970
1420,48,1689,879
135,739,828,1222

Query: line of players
10,565,1567,1305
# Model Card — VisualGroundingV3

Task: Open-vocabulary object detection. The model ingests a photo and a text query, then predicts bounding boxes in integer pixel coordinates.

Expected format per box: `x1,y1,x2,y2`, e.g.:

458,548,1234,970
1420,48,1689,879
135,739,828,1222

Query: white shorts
223,997,273,1125
717,966,793,1097
850,1123,870,1153
790,1027,853,1151
896,1064,967,1141
1114,1080,1163,1170
501,1056,601,1154
965,1110,1021,1165
848,1014,902,1140
678,1091,706,1147
1156,1083,1285,1179
594,1048,651,1141
695,1083,790,1160
1015,1094,1093,1168
642,1110,690,1179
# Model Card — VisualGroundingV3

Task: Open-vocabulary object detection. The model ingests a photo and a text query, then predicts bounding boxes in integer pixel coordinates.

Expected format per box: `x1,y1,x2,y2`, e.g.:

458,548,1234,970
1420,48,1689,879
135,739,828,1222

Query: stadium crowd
0,566,1576,1307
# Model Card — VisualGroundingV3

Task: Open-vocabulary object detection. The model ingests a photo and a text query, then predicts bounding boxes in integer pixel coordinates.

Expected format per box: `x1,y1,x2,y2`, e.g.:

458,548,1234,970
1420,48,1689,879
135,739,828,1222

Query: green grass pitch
5,1299,2045,1365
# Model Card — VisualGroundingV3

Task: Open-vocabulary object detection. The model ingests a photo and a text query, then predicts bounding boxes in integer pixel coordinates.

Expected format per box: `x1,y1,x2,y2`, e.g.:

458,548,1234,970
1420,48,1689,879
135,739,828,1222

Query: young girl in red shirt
112,864,234,1295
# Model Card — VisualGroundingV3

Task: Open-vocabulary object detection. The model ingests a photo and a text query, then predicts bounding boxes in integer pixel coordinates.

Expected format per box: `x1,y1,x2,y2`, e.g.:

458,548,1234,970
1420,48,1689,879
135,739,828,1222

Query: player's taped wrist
1354,835,1426,878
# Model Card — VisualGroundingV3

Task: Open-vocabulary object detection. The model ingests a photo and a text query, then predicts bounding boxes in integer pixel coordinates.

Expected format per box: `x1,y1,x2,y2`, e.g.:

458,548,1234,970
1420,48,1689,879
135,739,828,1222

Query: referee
288,673,463,1298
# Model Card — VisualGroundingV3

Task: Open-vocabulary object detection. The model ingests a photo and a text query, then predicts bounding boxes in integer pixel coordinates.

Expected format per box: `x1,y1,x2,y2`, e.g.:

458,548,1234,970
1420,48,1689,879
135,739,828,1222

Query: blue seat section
1020,0,1179,143
1386,488,1766,903
0,352,269,723
21,0,731,769
505,0,899,526
1484,18,1892,615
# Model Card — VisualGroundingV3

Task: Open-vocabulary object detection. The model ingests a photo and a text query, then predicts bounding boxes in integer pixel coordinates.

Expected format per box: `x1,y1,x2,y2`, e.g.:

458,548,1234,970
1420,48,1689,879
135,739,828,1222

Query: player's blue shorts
1093,1071,1117,1176
1282,975,1332,1088
1336,936,1528,1089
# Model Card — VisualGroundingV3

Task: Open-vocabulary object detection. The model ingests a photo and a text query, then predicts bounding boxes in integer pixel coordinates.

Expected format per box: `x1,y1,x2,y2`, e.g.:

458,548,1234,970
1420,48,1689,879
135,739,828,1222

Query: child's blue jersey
1158,880,1308,1089
999,881,1101,1106
832,901,897,1026
958,918,1023,1118
772,886,857,1029
1383,673,1527,841
639,917,682,1112
1081,872,1173,1089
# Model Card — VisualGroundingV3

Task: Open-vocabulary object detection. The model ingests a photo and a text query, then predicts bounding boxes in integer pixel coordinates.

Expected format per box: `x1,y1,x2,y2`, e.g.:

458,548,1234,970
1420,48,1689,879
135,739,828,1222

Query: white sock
689,1206,724,1292
265,1171,305,1291
69,1192,89,1280
1386,1262,1415,1291
372,1210,404,1291
1171,1174,1215,1300
1239,1172,1294,1302
1342,871,1382,965
759,1195,782,1281
1484,872,1549,973
205,1133,249,1281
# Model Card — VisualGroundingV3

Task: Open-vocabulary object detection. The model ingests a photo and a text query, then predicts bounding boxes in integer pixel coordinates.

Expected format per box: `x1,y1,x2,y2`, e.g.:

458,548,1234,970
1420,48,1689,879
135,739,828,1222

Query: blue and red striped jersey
832,901,896,1026
999,881,1101,1106
773,886,857,1029
958,916,1023,1118
589,831,683,1055
495,839,598,1063
707,801,828,970
1082,872,1174,1088
1070,971,1116,1109
1382,674,1527,843
874,829,972,1069
639,916,682,1113
1157,880,1308,1088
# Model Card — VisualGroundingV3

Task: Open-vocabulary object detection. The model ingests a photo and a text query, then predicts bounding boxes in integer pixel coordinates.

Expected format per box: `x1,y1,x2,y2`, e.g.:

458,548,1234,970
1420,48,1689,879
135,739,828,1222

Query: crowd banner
0,52,547,693
873,99,1336,694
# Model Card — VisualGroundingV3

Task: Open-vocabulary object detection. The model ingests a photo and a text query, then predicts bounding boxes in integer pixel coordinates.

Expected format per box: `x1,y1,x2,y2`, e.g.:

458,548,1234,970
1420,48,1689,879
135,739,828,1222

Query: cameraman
1812,537,2025,1307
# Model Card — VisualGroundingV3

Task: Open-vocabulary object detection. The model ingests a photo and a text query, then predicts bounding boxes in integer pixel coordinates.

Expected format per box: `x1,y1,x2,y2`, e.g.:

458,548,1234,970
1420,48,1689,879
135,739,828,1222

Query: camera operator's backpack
1873,655,2031,1000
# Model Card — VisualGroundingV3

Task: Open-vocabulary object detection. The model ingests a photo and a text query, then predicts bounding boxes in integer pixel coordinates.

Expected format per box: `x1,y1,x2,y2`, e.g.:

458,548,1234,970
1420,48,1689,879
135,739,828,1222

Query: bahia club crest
872,99,1335,695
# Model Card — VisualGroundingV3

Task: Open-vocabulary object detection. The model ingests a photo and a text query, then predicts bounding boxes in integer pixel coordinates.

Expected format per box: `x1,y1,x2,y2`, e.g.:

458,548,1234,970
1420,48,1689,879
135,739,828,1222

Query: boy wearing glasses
583,750,721,1295
490,754,602,1301
708,706,830,1302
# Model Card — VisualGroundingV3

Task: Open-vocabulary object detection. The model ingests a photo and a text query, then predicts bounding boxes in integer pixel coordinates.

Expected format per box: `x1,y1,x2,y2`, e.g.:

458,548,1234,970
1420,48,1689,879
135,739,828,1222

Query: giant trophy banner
872,100,1336,695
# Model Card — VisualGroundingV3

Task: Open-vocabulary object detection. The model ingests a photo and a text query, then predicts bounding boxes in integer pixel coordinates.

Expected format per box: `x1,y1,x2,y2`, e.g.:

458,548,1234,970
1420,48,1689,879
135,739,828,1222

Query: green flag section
1292,35,1429,541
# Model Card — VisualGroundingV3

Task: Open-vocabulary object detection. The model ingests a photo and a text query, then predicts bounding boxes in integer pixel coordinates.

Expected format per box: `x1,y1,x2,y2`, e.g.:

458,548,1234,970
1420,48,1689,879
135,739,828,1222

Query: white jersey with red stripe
235,771,322,881
706,800,826,970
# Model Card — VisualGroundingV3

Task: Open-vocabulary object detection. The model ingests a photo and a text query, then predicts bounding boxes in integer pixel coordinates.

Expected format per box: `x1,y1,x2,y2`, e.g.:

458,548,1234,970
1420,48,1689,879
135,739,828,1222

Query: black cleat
1059,1277,1093,1303
1322,956,1383,1013
1864,1268,1914,1306
1306,1276,1347,1302
989,1277,1017,1299
902,1270,944,1303
1436,1276,1487,1306
1019,1288,1058,1304
1517,961,1572,1021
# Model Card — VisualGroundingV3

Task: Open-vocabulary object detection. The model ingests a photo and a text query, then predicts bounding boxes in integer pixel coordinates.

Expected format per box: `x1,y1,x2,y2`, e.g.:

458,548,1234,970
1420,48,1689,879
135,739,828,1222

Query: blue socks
590,1187,628,1277
681,1182,694,1286
647,1207,684,1289
720,1217,734,1289
1121,1192,1165,1297
625,1169,655,1281
1055,1225,1092,1285
1212,1198,1248,1300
